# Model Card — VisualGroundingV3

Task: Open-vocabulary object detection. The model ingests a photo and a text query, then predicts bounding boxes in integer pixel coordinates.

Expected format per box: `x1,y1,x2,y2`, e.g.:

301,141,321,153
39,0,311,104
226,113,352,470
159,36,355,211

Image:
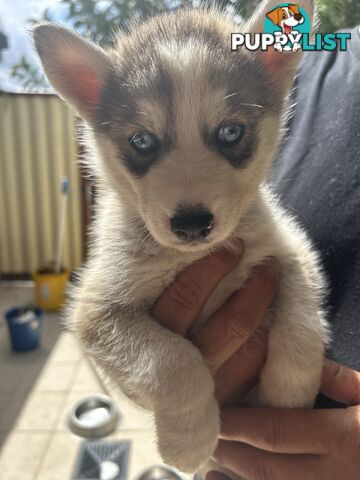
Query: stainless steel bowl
135,465,187,480
66,394,121,438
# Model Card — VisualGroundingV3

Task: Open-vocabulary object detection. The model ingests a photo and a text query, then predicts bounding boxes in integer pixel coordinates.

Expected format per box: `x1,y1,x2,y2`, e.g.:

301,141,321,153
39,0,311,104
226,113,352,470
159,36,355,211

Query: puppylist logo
231,3,351,52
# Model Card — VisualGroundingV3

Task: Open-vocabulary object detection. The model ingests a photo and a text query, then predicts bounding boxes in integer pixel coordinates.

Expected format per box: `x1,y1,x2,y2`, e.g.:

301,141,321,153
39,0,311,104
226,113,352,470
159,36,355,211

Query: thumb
321,359,360,406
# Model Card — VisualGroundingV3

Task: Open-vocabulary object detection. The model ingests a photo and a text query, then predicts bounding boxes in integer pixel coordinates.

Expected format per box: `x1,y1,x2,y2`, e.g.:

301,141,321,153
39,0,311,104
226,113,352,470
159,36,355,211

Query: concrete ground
0,282,162,480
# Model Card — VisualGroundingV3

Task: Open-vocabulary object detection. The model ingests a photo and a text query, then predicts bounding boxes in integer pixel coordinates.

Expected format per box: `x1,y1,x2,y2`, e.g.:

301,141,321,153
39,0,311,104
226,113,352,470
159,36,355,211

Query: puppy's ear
289,5,301,15
266,8,281,26
33,23,111,120
245,0,315,92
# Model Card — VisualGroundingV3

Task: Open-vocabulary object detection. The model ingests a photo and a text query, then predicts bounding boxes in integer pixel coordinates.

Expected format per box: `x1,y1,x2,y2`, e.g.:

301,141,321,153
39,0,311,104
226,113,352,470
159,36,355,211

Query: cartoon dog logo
266,4,304,52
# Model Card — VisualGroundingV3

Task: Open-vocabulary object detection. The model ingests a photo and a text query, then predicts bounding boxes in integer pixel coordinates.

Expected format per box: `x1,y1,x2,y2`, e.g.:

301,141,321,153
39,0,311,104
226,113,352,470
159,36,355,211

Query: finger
215,328,268,406
213,440,321,480
321,359,360,406
206,471,231,480
152,241,243,335
219,407,337,454
192,258,280,372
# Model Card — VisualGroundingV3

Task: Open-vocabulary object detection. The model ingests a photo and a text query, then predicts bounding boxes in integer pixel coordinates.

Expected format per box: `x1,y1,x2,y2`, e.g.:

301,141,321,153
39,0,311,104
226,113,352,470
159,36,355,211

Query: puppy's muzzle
170,206,214,242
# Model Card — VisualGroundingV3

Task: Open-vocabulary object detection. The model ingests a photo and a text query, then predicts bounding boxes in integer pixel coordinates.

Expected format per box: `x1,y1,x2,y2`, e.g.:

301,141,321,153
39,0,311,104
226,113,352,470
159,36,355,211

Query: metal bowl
135,465,186,480
67,394,121,439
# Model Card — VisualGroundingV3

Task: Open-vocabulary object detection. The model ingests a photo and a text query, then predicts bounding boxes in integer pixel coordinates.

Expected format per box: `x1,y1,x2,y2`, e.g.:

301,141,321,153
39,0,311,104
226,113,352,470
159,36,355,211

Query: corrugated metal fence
0,93,83,275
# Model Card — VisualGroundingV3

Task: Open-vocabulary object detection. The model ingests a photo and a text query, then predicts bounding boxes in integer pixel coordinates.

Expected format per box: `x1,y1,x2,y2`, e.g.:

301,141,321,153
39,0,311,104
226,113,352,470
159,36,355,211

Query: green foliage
11,55,49,91
60,0,170,45
10,0,359,91
317,0,360,33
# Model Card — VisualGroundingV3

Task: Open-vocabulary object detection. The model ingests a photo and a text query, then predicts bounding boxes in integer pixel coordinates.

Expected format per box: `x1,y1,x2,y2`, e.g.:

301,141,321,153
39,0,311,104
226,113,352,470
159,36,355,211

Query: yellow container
34,270,70,311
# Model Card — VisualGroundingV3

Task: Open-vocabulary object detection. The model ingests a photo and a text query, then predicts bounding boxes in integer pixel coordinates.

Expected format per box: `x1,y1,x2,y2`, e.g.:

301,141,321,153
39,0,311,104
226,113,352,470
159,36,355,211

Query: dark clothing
271,28,360,375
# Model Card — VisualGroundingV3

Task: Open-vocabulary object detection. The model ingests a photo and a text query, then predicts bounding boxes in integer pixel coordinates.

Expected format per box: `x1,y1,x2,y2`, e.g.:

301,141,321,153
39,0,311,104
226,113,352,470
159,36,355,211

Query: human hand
210,359,360,480
152,243,280,405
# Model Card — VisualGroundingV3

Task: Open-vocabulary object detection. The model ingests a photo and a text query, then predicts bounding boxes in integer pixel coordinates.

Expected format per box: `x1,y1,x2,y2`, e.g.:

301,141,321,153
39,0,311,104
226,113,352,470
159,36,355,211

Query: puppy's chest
124,208,284,321
130,251,260,324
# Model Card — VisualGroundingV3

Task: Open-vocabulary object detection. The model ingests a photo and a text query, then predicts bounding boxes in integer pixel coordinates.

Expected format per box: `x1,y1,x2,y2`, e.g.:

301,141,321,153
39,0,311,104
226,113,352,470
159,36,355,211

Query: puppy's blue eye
130,132,156,153
218,124,244,145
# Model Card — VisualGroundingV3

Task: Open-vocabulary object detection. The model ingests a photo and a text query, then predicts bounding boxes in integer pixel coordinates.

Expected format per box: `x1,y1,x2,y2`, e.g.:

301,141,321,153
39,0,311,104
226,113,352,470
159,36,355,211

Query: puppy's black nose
170,207,214,242
294,13,302,21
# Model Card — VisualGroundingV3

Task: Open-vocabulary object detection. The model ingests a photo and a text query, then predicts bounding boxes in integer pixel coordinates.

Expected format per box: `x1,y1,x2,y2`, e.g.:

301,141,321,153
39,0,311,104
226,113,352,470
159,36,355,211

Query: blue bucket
5,307,44,352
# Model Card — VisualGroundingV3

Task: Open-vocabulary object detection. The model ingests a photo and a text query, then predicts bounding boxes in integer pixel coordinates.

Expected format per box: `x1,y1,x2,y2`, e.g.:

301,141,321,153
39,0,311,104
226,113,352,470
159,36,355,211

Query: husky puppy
34,0,328,473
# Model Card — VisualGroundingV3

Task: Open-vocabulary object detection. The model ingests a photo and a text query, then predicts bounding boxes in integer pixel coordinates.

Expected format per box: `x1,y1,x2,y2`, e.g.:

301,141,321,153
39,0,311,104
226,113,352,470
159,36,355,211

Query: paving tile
0,364,27,393
35,432,81,480
0,344,51,373
48,331,84,362
71,358,103,391
0,391,68,432
16,362,51,393
0,431,7,449
0,395,24,432
0,431,50,480
39,314,65,354
33,361,79,391
0,352,60,394
0,392,11,406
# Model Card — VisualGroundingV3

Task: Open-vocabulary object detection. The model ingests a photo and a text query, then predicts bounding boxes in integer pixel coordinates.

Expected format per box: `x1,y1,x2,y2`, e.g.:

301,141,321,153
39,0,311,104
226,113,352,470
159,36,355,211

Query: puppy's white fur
33,0,328,474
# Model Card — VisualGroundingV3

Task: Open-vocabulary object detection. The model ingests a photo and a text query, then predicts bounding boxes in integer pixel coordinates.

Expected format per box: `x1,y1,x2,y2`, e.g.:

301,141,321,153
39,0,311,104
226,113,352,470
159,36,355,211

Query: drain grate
72,440,131,480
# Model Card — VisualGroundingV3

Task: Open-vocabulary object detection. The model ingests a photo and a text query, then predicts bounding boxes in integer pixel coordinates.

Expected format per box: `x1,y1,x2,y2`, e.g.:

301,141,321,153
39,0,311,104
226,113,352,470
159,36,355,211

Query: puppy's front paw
259,364,321,408
156,396,219,473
